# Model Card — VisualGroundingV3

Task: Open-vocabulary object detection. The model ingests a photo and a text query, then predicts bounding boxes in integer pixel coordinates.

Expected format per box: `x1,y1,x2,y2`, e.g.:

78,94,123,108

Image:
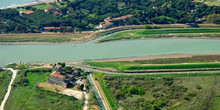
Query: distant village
19,6,133,32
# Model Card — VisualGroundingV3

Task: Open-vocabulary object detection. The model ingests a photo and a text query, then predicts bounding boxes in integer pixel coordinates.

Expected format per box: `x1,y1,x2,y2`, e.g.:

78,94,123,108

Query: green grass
85,61,220,72
0,70,12,104
32,4,52,10
121,63,220,71
98,28,220,42
95,72,220,110
98,78,118,110
5,69,83,110
0,36,72,43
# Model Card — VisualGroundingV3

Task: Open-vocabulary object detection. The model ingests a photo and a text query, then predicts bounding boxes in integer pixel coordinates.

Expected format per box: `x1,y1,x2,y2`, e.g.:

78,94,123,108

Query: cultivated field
98,28,220,42
0,33,91,43
0,70,12,104
85,55,220,72
94,72,220,110
4,68,83,110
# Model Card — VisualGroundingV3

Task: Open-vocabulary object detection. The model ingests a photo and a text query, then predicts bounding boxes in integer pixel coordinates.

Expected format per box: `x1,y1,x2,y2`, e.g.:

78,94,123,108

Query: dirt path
83,92,89,110
0,68,18,110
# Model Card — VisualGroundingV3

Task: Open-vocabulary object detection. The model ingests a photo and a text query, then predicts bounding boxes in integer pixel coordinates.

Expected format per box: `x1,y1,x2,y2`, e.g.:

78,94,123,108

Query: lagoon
1,38,220,66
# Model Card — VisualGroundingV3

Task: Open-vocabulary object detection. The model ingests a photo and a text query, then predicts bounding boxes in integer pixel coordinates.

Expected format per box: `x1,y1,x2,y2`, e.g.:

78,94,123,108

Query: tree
121,85,129,93
138,88,145,95
128,86,138,94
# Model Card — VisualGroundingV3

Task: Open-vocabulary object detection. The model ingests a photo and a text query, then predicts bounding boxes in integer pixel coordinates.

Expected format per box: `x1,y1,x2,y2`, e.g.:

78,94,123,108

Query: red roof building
45,6,57,12
24,10,34,15
50,71,66,79
53,11,60,15
43,27,60,30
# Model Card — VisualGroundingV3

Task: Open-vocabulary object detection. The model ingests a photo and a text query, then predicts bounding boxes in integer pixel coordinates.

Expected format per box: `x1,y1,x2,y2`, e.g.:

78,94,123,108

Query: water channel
1,38,220,66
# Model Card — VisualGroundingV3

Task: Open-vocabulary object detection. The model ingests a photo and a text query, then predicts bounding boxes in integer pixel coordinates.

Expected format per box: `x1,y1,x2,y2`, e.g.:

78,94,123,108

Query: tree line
0,0,219,33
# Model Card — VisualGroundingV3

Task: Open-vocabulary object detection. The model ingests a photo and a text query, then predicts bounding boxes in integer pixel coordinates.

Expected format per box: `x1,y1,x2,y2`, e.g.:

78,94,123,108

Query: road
0,68,18,110
87,74,108,110
73,65,220,75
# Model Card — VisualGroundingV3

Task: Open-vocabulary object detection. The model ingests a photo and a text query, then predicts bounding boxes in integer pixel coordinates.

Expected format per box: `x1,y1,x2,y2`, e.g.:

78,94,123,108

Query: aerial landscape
0,0,220,110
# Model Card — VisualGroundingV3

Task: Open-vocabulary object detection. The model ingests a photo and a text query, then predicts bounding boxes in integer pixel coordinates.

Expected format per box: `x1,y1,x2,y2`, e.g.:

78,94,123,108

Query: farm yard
4,68,83,110
93,72,220,110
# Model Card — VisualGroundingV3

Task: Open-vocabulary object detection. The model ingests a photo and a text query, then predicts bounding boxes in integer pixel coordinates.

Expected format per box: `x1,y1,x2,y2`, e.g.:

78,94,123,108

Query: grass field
94,72,220,110
0,33,90,43
98,28,220,42
5,69,83,110
0,70,12,104
85,55,220,72
32,4,52,10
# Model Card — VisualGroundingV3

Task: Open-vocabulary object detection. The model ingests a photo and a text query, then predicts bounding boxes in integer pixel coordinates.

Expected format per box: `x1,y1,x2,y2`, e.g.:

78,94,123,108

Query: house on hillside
44,6,58,12
24,10,34,15
53,11,60,16
43,27,60,32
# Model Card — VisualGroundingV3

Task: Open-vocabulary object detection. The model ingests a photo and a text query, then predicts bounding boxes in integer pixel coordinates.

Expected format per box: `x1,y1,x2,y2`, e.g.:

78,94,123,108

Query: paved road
73,65,220,75
0,68,18,110
87,75,107,110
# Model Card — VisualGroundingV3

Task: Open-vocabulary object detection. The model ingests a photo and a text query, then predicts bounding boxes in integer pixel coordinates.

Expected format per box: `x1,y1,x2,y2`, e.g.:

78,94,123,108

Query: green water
1,38,220,66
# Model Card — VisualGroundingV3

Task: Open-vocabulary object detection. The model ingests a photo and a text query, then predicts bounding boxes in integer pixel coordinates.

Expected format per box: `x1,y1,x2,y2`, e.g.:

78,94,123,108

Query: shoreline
0,0,56,9
86,53,220,62
2,53,220,67
0,36,220,45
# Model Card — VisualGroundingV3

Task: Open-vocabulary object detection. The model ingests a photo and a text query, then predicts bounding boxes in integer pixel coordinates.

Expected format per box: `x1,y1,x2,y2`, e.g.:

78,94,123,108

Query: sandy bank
0,0,56,9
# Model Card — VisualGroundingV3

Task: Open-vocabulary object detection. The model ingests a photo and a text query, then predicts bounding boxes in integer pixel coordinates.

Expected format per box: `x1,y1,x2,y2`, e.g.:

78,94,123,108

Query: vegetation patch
98,28,220,42
0,33,90,43
93,72,220,110
0,70,12,104
5,68,83,110
85,55,220,72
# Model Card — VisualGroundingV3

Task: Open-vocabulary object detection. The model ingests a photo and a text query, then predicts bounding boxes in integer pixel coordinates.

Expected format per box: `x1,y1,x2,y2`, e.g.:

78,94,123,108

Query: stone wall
47,78,68,88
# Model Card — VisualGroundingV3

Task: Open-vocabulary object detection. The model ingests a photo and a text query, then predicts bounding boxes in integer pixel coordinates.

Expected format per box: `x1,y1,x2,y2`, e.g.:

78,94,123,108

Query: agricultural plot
98,28,220,42
94,72,220,110
4,69,83,110
85,55,220,72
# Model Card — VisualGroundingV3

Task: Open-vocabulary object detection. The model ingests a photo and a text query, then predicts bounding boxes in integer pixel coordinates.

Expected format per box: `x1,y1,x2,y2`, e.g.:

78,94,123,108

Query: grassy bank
5,68,83,110
85,55,220,72
98,28,220,42
0,70,12,104
94,72,220,110
0,33,90,43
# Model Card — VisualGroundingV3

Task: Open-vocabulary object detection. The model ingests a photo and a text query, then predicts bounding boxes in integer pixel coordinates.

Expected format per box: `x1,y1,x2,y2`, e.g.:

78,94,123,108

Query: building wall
52,68,62,72
47,78,68,88
50,76,66,82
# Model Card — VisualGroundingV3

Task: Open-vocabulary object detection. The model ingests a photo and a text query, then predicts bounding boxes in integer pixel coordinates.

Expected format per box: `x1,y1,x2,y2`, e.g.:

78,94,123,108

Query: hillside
0,0,219,33
195,0,220,6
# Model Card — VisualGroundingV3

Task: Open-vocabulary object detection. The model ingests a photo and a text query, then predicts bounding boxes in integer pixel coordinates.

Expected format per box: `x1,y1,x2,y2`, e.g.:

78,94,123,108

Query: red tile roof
53,11,60,15
24,10,34,15
46,6,57,10
50,71,66,79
